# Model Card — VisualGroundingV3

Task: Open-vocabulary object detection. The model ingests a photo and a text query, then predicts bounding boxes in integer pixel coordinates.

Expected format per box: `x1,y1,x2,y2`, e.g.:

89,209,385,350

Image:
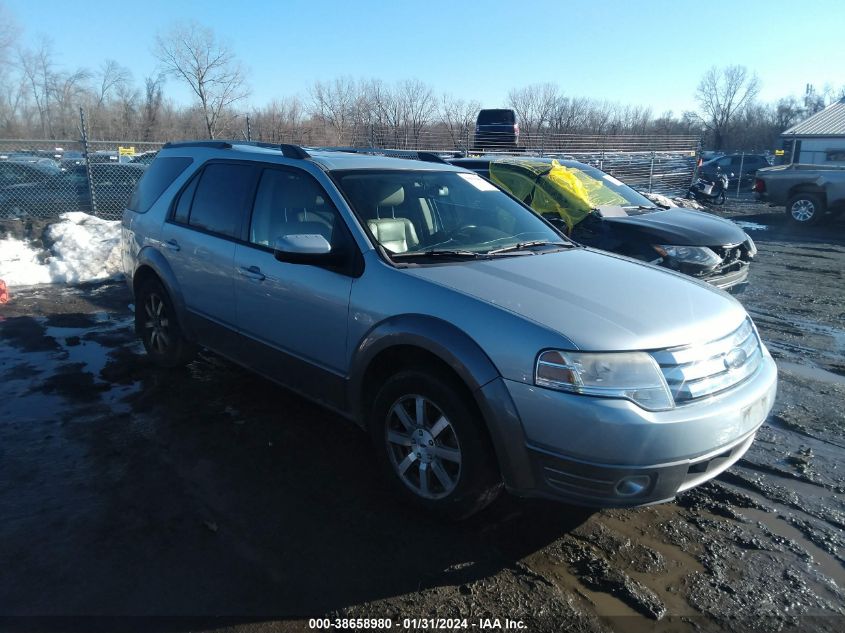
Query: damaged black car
449,156,756,292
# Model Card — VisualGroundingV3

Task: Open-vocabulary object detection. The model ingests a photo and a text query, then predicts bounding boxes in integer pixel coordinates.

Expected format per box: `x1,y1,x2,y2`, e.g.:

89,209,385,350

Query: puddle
777,360,845,386
738,506,845,591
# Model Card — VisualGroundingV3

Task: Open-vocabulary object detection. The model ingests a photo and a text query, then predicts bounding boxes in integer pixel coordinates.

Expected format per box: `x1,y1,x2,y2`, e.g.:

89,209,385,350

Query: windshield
333,170,568,258
564,163,657,209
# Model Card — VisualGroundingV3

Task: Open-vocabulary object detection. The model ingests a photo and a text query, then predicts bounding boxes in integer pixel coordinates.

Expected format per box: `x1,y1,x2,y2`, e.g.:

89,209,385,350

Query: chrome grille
651,319,762,404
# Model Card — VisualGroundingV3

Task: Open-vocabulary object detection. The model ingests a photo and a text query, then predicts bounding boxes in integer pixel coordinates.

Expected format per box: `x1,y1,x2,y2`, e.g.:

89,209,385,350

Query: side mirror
273,234,332,264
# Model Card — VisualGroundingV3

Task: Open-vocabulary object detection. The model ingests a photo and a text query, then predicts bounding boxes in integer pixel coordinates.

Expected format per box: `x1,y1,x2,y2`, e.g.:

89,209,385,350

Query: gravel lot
1,203,843,632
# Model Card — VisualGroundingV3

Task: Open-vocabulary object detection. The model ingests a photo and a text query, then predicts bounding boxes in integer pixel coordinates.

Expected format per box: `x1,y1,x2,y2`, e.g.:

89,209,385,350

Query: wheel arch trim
348,315,501,423
132,246,194,339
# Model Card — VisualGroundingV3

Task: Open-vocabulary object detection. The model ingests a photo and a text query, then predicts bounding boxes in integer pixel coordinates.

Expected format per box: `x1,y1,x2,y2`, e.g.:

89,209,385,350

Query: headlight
535,350,674,411
745,234,757,258
653,245,722,267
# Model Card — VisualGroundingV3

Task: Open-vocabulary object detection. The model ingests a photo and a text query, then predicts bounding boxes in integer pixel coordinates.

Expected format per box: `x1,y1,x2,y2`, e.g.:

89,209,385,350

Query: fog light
615,475,652,497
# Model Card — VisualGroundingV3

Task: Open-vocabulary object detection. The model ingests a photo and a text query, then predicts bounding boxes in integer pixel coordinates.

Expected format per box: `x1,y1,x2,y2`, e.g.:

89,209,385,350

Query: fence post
735,151,745,199
246,114,251,141
690,136,703,187
648,151,655,193
79,107,98,217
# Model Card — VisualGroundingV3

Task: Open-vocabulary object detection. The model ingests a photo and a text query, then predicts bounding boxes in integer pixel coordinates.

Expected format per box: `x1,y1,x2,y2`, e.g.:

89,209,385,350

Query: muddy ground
0,203,844,632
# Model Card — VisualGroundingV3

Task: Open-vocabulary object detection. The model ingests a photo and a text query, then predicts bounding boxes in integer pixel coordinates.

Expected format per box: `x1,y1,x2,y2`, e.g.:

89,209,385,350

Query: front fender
348,314,500,420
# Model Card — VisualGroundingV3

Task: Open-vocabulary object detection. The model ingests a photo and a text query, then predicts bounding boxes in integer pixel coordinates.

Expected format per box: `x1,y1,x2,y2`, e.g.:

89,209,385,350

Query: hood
603,208,748,246
404,248,747,352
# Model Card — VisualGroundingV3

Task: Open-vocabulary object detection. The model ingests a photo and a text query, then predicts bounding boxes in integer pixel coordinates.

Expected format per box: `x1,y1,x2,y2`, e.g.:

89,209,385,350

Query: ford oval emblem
723,347,748,371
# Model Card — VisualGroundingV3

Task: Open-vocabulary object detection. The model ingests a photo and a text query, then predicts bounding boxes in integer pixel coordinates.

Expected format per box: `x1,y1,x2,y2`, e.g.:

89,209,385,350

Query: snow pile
0,235,53,285
642,192,709,211
0,212,122,287
733,220,768,231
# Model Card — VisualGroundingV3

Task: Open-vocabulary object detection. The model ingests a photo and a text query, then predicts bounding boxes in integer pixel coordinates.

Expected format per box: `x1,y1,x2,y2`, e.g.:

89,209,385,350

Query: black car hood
604,208,747,246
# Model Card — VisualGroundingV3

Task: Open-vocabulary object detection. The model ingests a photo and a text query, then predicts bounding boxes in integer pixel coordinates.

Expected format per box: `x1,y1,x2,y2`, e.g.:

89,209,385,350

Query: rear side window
172,174,199,224
477,109,516,125
128,157,193,213
188,163,257,238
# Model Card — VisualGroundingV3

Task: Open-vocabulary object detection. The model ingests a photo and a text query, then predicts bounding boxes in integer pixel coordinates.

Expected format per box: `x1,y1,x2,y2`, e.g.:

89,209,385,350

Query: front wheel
370,370,501,520
786,193,825,225
136,278,196,367
714,190,726,205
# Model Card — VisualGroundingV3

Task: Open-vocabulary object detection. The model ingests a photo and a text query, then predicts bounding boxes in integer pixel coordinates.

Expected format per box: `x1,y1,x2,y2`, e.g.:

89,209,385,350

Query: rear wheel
786,193,825,225
136,278,196,367
370,370,501,519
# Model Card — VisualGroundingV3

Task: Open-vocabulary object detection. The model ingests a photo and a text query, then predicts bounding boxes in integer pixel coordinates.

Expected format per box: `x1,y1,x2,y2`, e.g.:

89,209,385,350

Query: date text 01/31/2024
308,618,528,630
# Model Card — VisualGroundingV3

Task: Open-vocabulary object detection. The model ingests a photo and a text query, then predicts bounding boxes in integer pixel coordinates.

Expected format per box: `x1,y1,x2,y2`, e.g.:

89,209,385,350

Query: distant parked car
700,154,770,187
474,109,519,150
0,159,62,188
0,163,145,217
88,151,120,163
449,156,757,292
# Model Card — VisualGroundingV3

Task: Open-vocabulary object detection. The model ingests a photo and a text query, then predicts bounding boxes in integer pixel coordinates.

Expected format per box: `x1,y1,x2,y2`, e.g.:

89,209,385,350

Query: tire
786,193,825,225
714,190,726,205
369,370,502,520
135,278,196,367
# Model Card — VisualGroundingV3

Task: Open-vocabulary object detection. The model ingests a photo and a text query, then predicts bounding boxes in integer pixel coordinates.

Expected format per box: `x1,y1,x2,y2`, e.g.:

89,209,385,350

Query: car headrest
377,183,404,208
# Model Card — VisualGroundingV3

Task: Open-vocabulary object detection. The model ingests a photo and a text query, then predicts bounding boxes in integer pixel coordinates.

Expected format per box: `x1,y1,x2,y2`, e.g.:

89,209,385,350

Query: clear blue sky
6,0,845,114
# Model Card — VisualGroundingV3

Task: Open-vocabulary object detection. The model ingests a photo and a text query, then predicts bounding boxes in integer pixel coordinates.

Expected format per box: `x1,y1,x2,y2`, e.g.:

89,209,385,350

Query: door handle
164,239,180,251
238,265,266,281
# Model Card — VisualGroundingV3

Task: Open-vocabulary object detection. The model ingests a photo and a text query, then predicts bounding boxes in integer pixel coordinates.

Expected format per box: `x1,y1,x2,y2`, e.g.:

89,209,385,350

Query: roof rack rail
315,146,451,165
278,143,310,159
235,141,310,159
162,141,233,150
160,140,310,159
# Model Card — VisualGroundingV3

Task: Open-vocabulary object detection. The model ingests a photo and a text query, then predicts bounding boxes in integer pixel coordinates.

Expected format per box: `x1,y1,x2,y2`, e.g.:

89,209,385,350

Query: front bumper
479,349,777,507
701,262,750,292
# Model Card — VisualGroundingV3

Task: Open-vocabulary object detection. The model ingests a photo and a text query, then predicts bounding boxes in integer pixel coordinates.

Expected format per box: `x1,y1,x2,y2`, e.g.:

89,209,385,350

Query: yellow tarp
488,159,627,231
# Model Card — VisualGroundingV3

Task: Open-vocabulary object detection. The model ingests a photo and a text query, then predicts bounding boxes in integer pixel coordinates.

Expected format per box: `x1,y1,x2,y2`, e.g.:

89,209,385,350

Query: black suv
700,154,770,188
474,109,518,150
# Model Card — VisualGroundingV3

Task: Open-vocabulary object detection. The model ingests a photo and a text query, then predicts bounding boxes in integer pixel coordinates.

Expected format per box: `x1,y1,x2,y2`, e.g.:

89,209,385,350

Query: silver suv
122,142,778,519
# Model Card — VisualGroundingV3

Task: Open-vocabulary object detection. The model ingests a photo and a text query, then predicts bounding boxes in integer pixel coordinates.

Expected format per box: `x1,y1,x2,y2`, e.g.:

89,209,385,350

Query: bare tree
308,76,356,144
695,65,760,150
18,37,55,136
95,60,131,108
154,21,249,139
0,1,19,67
50,66,91,136
439,94,480,149
507,83,560,138
398,79,436,148
140,74,163,141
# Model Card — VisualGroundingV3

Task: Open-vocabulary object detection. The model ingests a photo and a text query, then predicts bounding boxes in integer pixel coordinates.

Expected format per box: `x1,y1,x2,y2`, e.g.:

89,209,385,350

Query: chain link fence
0,137,163,220
1,111,699,221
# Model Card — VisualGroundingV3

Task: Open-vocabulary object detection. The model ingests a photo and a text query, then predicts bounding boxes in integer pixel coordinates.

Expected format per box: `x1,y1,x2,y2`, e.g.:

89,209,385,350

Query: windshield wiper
391,248,483,259
486,240,571,255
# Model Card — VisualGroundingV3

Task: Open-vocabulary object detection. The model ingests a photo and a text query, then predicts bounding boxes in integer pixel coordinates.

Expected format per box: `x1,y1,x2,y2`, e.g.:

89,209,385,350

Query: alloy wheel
791,199,815,222
385,394,462,500
144,293,171,353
